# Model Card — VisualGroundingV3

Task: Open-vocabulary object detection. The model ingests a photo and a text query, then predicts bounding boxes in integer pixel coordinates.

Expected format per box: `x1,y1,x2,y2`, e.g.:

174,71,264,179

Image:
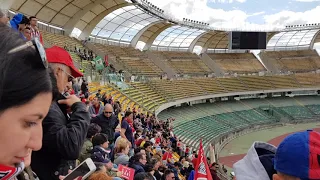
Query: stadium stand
207,53,266,73
262,50,320,72
160,96,320,149
7,0,320,178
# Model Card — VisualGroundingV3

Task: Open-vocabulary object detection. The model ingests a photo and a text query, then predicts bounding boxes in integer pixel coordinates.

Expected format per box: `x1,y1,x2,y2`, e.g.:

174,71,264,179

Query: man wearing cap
273,130,320,180
31,46,90,180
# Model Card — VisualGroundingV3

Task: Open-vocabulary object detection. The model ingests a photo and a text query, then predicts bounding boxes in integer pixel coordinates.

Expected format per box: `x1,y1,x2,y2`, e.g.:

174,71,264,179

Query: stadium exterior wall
155,87,320,116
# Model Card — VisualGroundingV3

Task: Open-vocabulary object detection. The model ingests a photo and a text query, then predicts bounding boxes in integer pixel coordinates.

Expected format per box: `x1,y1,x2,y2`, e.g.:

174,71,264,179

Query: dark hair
144,164,154,173
21,15,29,25
0,24,52,113
130,152,144,163
134,147,144,154
163,169,174,180
134,172,153,180
92,133,108,146
29,16,37,21
125,111,133,118
87,123,102,138
179,156,185,162
143,141,152,149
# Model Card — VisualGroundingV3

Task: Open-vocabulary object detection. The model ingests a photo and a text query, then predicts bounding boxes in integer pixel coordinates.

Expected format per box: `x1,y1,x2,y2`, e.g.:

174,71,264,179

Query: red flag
194,139,213,180
104,55,109,66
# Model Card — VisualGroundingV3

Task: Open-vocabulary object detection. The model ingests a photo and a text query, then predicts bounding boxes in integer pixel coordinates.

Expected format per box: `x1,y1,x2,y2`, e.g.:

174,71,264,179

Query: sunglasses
61,68,74,82
104,112,113,114
8,38,48,68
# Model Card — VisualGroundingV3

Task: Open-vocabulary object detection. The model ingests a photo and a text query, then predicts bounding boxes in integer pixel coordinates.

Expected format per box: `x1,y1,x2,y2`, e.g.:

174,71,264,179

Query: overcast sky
147,0,320,30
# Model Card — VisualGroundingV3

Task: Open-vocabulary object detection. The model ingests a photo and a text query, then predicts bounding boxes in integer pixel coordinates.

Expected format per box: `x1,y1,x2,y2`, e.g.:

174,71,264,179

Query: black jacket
91,113,119,143
31,101,90,180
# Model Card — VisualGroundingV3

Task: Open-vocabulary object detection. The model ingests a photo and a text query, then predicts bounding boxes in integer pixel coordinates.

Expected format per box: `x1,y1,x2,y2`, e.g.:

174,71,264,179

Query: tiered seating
149,79,207,100
88,83,149,115
122,82,167,111
41,31,85,51
41,31,93,74
208,53,265,73
263,50,320,72
265,74,301,89
306,105,320,115
239,76,274,90
216,77,248,92
279,106,314,119
160,97,320,147
163,52,212,75
294,73,320,87
93,43,162,76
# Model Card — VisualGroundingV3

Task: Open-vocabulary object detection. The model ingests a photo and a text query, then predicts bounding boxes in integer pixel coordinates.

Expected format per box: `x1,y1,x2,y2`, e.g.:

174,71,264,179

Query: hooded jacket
10,14,28,40
233,141,277,180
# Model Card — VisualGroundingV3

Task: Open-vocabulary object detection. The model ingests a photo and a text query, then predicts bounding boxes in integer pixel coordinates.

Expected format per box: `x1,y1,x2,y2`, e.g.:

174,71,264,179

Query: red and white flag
194,139,213,180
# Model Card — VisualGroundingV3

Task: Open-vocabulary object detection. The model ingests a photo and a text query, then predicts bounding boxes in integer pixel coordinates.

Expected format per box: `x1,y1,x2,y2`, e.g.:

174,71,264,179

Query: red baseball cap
45,46,83,77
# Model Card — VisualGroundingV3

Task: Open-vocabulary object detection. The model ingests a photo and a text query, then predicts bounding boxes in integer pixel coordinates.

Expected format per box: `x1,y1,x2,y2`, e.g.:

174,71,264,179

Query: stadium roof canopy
91,5,161,43
6,0,320,52
267,29,320,50
151,25,205,50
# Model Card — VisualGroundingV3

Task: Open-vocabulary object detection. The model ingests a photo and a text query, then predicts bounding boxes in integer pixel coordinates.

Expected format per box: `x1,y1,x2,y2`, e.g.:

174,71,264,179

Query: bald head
104,104,113,118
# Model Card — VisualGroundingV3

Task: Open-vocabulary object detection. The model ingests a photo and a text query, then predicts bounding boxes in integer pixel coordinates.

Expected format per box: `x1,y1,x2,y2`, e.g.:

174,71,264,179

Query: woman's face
123,144,130,155
0,93,52,167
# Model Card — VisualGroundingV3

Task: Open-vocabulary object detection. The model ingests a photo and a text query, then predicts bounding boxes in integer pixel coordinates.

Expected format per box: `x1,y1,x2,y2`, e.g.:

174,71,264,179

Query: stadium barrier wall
155,87,319,116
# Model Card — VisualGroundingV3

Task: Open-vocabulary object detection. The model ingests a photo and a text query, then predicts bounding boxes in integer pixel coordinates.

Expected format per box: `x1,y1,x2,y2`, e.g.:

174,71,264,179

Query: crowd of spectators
1,9,320,180
64,44,96,62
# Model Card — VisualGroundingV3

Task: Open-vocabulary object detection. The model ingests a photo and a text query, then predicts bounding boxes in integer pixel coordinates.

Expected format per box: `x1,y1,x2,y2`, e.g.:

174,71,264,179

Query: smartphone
63,158,96,180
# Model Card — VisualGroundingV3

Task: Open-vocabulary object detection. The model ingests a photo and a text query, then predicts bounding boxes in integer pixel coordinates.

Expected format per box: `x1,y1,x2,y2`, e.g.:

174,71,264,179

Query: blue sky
148,0,320,30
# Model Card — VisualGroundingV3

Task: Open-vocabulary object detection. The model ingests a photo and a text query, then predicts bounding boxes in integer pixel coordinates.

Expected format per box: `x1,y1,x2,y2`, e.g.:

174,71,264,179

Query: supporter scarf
0,162,25,180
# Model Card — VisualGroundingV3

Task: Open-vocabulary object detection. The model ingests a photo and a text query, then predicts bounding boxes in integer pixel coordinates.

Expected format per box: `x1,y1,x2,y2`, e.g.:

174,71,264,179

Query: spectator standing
72,79,80,95
121,111,135,150
0,25,52,179
91,104,119,146
23,27,31,40
29,16,43,43
89,97,104,118
31,46,90,180
10,13,29,39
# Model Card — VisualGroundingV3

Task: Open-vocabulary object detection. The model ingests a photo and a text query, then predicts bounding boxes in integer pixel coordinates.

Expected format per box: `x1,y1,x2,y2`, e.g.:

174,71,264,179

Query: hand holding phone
58,95,81,107
61,158,96,180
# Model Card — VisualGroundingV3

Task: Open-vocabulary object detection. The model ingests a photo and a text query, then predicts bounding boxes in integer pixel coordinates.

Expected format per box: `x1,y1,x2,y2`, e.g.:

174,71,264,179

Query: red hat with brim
45,46,83,77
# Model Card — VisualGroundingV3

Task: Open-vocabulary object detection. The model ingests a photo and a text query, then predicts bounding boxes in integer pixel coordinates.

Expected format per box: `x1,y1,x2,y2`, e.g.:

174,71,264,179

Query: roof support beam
188,31,208,52
130,20,165,48
143,24,172,50
200,34,216,53
63,0,109,36
78,3,130,40
1,0,16,9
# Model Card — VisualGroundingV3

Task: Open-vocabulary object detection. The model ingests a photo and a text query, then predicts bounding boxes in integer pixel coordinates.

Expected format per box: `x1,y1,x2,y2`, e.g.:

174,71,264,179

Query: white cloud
148,0,320,30
249,11,265,16
264,6,320,28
